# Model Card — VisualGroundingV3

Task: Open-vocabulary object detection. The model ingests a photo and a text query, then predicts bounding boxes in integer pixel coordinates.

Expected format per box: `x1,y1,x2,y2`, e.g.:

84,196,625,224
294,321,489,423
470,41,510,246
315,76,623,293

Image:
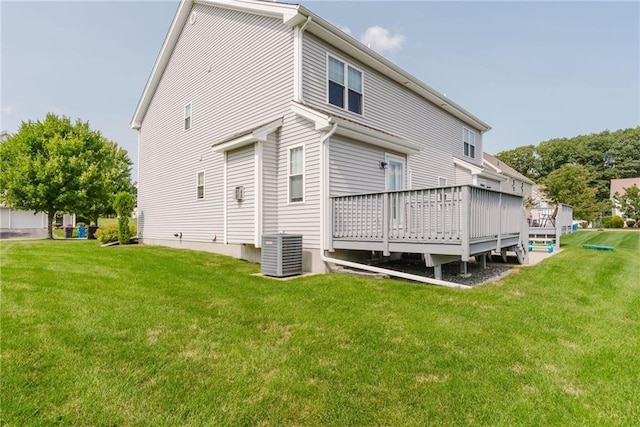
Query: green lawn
1,231,639,426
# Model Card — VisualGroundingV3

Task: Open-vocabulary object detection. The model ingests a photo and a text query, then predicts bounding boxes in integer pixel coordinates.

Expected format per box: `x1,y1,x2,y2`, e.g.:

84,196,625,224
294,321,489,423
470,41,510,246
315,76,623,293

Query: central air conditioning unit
261,234,303,278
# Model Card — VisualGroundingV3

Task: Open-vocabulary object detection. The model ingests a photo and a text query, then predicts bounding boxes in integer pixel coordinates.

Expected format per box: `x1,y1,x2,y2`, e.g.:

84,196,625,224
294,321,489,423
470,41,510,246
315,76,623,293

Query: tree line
0,113,135,238
495,127,640,221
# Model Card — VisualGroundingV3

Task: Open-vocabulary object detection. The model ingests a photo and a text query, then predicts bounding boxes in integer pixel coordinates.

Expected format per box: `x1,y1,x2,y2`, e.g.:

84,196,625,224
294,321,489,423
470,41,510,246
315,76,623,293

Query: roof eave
291,6,491,133
131,0,300,130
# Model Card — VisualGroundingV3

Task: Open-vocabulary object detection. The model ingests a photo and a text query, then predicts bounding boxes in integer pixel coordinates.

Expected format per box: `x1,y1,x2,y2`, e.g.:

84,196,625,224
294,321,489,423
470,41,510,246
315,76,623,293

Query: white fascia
454,157,508,182
211,117,283,153
291,102,420,155
197,0,300,23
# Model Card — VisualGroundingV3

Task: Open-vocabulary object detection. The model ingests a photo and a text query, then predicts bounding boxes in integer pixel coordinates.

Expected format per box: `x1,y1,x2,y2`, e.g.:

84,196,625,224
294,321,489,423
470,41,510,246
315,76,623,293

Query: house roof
211,117,284,153
131,0,491,133
453,157,507,182
482,153,535,185
291,102,421,155
610,177,640,198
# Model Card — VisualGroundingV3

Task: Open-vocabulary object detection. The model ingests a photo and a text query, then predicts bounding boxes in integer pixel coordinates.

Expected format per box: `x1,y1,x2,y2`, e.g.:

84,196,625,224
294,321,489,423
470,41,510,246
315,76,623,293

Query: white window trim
463,127,476,159
438,176,448,187
196,170,205,200
287,144,305,204
326,53,365,116
184,102,192,131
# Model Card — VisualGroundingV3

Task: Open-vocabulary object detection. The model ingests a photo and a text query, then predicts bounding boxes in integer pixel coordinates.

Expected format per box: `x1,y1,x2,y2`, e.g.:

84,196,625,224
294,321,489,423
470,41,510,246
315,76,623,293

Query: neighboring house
531,184,552,209
482,153,534,199
132,0,529,280
610,177,640,217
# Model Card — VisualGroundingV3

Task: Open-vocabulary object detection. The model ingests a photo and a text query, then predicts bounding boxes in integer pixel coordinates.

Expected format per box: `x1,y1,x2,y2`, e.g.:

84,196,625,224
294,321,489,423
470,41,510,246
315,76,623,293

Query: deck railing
331,186,525,255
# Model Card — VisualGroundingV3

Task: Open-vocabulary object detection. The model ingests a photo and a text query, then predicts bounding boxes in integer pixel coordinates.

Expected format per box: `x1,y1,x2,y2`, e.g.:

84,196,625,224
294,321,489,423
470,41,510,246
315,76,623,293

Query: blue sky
2,1,638,179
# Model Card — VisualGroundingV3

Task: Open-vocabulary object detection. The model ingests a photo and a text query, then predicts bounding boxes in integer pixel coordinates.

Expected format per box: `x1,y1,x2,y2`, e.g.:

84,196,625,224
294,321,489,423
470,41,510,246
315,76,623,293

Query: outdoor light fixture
380,161,388,169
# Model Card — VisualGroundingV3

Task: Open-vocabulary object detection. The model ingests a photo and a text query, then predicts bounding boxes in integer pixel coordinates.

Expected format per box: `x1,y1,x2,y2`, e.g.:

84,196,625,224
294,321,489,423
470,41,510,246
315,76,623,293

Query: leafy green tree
113,192,136,244
494,145,540,180
542,164,598,221
614,184,640,221
81,140,135,226
0,113,134,238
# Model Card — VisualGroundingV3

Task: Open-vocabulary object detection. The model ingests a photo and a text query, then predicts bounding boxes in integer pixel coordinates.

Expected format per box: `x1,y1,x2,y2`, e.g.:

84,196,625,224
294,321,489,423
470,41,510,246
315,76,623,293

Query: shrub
601,216,613,228
610,216,624,228
95,224,119,244
626,219,636,228
113,192,136,244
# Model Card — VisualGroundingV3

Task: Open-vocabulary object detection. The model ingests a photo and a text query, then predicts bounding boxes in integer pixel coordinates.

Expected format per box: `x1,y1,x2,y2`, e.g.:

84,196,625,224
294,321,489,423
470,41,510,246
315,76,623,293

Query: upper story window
288,146,304,203
184,103,192,130
463,128,476,159
196,171,205,199
328,56,363,115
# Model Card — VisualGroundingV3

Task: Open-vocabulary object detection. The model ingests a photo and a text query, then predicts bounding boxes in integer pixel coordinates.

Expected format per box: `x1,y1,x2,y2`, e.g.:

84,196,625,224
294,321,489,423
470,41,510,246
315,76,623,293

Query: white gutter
317,122,471,290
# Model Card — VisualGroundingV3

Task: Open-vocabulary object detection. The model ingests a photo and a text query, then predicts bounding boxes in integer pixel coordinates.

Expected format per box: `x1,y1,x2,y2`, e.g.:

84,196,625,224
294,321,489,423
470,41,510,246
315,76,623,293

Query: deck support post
434,264,442,280
460,261,467,275
480,253,487,268
382,192,390,256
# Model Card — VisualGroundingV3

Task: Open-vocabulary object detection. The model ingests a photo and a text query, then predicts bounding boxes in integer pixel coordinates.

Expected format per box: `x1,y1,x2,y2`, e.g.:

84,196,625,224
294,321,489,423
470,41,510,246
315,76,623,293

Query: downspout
296,16,312,104
318,123,470,290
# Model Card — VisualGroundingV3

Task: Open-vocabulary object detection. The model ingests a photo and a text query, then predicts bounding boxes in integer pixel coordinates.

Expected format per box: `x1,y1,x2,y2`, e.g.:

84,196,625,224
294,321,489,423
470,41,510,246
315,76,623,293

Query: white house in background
531,184,552,208
610,177,640,218
132,0,529,281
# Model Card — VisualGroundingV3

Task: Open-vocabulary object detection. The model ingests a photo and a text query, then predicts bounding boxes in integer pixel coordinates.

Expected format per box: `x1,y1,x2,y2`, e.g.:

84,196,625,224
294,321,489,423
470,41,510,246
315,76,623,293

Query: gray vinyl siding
262,132,279,235
302,34,483,188
454,165,473,186
275,112,321,248
227,145,255,243
137,3,293,243
329,136,390,196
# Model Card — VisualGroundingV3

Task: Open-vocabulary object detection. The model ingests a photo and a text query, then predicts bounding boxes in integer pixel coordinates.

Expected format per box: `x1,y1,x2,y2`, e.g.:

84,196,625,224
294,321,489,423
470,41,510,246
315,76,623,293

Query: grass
1,231,639,425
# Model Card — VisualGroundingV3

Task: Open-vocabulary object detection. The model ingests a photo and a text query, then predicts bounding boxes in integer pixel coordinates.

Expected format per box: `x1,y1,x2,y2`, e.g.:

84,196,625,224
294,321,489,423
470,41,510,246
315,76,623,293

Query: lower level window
289,146,304,202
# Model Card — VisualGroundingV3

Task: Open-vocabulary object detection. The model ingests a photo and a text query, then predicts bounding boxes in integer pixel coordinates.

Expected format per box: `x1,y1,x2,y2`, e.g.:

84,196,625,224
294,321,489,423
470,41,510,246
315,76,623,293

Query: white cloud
1,105,13,114
359,26,405,55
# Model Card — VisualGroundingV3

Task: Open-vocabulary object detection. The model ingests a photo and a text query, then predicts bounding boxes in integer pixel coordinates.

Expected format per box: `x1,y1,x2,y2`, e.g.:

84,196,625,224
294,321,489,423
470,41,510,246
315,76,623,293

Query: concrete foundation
140,238,329,273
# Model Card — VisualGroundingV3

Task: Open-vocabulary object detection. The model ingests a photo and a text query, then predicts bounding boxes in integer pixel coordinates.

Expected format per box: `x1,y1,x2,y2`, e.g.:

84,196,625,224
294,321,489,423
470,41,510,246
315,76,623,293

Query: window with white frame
288,146,304,203
184,103,192,130
328,55,363,115
196,171,205,199
438,177,448,187
463,128,476,158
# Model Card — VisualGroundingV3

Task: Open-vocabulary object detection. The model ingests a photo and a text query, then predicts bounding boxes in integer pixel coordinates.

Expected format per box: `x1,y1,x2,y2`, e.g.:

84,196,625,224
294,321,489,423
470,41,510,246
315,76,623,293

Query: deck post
460,261,467,275
328,197,335,252
460,186,470,260
382,192,390,256
434,264,442,280
496,192,502,251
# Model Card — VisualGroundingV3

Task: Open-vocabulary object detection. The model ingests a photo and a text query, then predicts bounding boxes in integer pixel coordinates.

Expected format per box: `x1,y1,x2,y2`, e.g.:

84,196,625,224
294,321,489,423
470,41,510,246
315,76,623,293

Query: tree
113,192,136,244
542,164,599,221
494,145,540,180
614,184,640,221
80,140,135,226
0,113,134,238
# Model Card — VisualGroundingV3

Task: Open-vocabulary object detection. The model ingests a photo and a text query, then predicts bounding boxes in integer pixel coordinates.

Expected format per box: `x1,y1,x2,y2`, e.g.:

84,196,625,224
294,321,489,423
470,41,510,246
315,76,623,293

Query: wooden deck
330,186,528,277
529,204,574,247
